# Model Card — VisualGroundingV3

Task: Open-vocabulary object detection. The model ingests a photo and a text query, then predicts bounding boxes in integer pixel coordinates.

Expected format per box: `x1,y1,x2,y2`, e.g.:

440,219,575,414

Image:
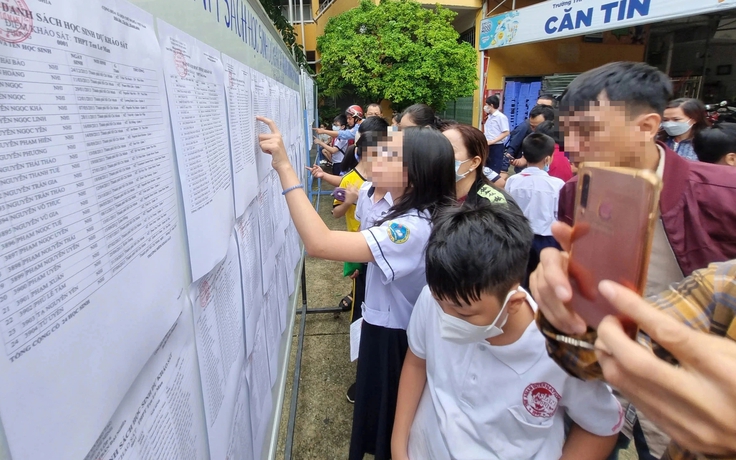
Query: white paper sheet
246,320,273,460
350,318,363,362
158,20,235,281
221,54,258,217
225,362,255,460
84,308,210,460
263,289,280,388
234,200,263,358
0,2,187,459
189,234,246,460
257,176,277,293
251,71,273,182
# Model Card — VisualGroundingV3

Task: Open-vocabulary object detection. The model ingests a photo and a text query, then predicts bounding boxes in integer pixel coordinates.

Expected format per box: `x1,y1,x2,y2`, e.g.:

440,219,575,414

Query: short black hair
485,95,500,109
560,62,673,116
333,114,347,127
693,123,736,164
426,201,532,305
522,133,555,163
529,104,555,121
355,116,389,157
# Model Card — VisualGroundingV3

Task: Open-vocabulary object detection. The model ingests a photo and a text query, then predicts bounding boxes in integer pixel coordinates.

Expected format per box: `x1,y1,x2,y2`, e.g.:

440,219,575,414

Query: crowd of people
257,61,736,460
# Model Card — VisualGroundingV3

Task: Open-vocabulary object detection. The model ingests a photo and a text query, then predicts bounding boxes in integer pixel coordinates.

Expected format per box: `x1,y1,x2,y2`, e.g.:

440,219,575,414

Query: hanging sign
480,0,736,50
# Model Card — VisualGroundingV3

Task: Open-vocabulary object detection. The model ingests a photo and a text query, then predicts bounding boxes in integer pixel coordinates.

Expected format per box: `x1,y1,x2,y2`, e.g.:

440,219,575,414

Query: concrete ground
275,175,638,460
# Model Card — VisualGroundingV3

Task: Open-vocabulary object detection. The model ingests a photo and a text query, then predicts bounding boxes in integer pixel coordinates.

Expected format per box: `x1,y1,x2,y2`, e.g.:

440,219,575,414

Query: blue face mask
455,158,472,182
543,163,550,173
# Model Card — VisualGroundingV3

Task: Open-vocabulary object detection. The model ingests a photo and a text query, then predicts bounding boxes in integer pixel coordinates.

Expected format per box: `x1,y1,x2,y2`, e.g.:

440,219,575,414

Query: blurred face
561,96,660,167
347,116,356,128
529,114,546,131
398,114,416,130
366,131,405,188
537,97,554,106
366,106,382,118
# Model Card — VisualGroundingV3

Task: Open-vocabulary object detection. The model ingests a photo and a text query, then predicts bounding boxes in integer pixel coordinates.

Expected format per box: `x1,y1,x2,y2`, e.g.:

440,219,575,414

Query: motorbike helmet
346,105,364,120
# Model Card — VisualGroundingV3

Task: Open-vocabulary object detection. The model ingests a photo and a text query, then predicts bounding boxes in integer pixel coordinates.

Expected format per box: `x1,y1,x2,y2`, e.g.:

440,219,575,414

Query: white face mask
483,105,492,114
661,120,692,137
438,289,519,344
454,158,473,182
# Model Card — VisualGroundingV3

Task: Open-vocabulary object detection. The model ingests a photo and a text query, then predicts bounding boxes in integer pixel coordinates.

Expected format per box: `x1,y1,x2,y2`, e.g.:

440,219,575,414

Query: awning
480,0,736,50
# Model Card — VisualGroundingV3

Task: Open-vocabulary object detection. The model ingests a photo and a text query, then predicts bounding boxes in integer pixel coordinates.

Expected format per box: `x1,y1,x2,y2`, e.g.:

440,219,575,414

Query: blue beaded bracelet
282,184,303,195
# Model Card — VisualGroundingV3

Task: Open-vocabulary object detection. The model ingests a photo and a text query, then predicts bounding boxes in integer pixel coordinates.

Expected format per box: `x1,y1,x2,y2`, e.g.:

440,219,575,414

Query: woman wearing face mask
659,98,709,161
439,122,512,204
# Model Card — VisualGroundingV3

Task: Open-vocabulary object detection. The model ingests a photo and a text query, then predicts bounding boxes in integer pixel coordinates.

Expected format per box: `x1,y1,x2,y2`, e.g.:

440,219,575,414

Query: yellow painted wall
484,38,646,90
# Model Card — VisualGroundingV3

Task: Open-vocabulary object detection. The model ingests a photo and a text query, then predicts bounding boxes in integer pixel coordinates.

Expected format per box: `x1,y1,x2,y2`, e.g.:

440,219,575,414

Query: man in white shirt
391,202,621,460
483,95,510,175
504,133,564,289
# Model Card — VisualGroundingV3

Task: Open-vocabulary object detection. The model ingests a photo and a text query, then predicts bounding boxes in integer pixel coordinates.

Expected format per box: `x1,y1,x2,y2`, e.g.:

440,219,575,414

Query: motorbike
705,100,736,125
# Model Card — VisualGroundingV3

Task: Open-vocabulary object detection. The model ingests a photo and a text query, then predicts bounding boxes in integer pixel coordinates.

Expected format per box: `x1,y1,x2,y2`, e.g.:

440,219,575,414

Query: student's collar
367,186,393,205
655,144,665,179
521,166,546,175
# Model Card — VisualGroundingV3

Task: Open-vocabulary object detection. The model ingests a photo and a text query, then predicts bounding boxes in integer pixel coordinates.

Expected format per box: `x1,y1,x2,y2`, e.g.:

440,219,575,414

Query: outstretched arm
259,116,373,263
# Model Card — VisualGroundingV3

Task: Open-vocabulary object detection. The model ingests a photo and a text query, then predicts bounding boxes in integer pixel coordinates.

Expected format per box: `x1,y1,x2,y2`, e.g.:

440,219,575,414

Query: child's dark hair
560,62,673,116
340,145,359,171
693,123,736,164
334,114,347,128
522,133,555,164
398,104,441,129
377,127,456,225
485,95,500,109
352,116,389,167
426,201,532,305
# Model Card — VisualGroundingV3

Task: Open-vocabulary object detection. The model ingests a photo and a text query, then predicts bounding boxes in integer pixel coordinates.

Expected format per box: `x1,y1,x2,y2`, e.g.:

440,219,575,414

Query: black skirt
349,321,408,460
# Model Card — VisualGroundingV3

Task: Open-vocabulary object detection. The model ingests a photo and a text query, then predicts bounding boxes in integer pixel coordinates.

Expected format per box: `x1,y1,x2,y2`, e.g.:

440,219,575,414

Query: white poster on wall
84,308,210,460
158,19,235,281
222,54,259,217
0,1,188,459
189,234,247,460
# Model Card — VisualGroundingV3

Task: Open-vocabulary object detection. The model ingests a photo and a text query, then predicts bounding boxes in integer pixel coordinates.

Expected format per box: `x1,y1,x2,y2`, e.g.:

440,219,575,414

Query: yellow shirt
334,169,366,232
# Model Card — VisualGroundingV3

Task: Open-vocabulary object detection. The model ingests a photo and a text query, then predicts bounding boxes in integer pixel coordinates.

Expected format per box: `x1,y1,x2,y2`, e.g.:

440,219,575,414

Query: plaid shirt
537,261,736,460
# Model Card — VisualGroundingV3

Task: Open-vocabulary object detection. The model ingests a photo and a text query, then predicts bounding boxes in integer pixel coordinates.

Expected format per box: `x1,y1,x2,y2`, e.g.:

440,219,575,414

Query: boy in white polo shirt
392,202,622,460
504,132,565,289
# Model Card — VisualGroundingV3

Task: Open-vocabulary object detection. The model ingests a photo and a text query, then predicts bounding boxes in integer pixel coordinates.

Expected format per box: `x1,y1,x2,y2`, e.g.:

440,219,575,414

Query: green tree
317,0,477,111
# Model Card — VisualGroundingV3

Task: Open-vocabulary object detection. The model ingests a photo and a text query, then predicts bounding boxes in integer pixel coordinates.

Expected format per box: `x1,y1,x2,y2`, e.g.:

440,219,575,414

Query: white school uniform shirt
354,181,393,231
332,136,348,163
360,209,432,330
483,110,510,144
406,286,623,460
504,167,565,236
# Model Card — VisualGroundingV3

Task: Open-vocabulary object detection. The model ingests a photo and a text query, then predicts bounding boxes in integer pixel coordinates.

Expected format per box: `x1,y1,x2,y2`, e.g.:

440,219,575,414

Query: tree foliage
259,0,312,72
317,0,477,111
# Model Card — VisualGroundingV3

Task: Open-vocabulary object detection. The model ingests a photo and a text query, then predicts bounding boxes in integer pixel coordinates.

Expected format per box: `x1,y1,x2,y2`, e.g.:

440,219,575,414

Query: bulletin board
0,0,313,458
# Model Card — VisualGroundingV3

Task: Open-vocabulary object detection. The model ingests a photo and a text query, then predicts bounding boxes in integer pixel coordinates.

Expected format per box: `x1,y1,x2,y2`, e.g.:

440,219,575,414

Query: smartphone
504,152,515,160
333,187,347,202
568,165,662,337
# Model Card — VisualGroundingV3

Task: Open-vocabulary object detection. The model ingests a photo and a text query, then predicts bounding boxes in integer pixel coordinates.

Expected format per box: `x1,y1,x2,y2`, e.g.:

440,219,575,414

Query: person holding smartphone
530,225,736,459
545,61,736,459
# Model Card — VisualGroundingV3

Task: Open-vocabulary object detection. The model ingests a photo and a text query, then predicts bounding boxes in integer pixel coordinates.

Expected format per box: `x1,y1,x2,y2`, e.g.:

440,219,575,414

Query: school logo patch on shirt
522,382,561,418
387,222,409,244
